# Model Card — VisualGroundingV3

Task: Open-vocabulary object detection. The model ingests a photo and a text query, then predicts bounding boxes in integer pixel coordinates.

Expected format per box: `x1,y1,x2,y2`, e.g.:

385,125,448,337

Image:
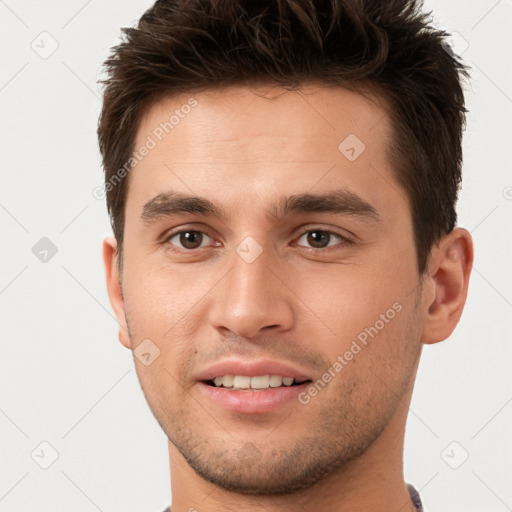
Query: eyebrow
140,188,381,224
275,189,380,223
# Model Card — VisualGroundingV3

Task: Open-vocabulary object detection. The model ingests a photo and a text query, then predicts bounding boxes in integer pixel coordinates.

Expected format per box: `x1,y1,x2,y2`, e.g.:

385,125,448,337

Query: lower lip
197,381,311,414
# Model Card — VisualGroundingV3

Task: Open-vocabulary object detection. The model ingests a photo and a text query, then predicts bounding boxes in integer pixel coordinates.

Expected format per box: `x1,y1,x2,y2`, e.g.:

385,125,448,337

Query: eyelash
163,227,353,253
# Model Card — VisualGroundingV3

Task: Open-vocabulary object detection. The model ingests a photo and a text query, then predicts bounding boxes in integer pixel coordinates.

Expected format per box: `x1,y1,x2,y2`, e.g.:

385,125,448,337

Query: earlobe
421,228,474,345
102,236,132,349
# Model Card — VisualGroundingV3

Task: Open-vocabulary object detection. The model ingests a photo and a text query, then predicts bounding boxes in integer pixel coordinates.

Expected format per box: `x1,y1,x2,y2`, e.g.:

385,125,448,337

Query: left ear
421,228,474,344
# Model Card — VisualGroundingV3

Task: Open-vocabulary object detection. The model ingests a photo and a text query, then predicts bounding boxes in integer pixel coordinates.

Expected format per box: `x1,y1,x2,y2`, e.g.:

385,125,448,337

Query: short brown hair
97,0,468,274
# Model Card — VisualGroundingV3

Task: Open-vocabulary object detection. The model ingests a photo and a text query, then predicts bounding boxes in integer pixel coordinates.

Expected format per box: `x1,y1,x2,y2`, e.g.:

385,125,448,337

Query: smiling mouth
204,375,312,390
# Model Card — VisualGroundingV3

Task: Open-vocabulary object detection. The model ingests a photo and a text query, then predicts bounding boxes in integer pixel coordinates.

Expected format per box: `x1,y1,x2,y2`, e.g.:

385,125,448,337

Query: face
111,84,428,494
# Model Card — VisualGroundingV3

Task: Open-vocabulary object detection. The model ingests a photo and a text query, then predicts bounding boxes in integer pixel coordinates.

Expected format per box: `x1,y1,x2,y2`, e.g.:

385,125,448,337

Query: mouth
203,374,312,390
198,374,313,414
195,359,315,413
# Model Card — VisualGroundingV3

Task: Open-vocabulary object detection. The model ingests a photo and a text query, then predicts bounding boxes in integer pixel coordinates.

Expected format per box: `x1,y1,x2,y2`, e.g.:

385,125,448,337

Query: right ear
103,236,131,349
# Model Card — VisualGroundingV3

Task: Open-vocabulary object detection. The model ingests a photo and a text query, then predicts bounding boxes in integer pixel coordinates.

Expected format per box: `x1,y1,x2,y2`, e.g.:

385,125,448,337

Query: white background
0,1,511,511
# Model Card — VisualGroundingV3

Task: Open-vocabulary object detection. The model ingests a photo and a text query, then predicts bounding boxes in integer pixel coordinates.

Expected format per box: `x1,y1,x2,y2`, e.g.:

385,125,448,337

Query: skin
104,83,473,512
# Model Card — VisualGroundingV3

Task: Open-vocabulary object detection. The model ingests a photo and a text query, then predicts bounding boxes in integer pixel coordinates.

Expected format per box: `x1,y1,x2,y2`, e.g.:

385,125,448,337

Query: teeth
233,375,251,389
250,375,270,389
210,375,299,389
269,375,283,387
222,374,234,387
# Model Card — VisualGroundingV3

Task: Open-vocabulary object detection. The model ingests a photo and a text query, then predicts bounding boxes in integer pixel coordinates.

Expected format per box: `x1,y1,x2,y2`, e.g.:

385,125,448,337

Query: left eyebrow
272,188,381,224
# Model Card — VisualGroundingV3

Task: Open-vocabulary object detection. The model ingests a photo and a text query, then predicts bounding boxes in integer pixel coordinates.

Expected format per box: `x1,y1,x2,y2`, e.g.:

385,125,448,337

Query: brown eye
307,231,330,248
167,230,210,250
180,231,203,249
296,230,345,249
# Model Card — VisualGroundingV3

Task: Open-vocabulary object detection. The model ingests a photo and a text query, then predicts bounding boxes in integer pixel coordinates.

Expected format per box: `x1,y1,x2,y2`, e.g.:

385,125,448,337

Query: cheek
124,261,195,318
291,263,413,338
121,259,220,359
319,295,422,407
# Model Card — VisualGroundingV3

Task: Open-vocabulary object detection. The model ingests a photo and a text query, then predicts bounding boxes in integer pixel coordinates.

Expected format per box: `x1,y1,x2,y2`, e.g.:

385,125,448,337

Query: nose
208,246,295,339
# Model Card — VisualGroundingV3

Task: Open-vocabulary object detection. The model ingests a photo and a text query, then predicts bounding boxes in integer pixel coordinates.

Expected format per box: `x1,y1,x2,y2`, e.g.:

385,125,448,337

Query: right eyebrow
140,191,226,224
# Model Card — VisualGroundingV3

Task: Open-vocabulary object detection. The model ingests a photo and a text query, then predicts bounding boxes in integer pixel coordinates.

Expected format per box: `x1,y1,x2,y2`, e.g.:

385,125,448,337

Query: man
98,1,473,510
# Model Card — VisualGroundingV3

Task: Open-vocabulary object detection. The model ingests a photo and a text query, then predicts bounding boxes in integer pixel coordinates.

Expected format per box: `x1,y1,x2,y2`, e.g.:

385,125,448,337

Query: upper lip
195,358,314,382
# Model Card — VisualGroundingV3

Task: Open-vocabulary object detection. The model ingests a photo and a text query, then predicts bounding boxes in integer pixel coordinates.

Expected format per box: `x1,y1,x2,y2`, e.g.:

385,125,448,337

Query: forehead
136,82,391,158
127,83,402,216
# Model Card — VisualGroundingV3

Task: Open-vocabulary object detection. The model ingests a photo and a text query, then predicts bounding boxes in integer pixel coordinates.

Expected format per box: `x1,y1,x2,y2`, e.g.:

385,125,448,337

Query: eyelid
162,223,213,240
295,224,354,240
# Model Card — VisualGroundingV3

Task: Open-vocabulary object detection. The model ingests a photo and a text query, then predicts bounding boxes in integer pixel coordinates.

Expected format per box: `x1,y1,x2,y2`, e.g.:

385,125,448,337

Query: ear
421,228,474,345
103,236,132,349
